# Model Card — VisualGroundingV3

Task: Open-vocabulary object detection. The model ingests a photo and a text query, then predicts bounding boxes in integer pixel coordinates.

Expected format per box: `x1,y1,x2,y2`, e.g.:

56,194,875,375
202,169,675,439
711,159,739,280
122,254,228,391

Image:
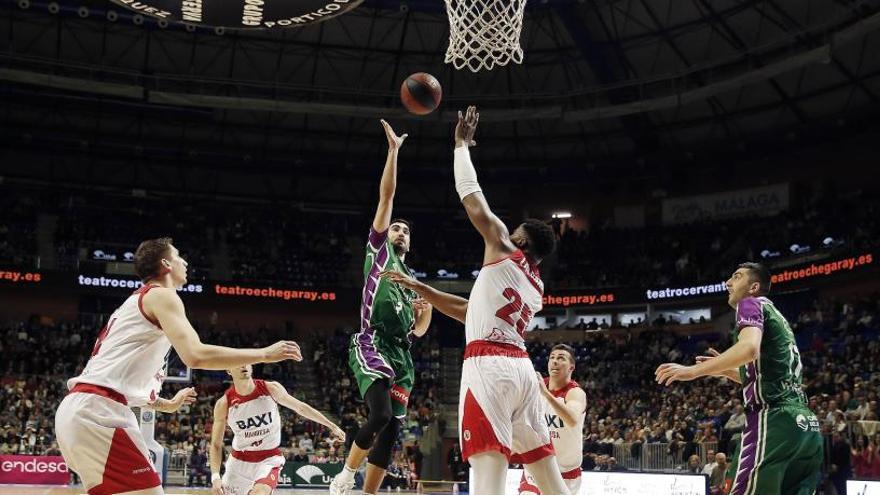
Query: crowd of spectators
2,185,877,291
525,292,880,486
0,316,439,491
551,189,879,288
0,290,878,490
0,194,37,267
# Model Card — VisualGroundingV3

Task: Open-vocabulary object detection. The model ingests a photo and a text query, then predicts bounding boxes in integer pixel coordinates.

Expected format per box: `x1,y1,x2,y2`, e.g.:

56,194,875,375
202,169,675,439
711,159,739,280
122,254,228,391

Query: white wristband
453,146,482,200
211,473,221,483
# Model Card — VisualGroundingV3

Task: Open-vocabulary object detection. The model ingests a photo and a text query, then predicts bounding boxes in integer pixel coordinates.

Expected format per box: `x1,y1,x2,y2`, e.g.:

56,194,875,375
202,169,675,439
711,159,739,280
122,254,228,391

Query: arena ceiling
1,0,880,191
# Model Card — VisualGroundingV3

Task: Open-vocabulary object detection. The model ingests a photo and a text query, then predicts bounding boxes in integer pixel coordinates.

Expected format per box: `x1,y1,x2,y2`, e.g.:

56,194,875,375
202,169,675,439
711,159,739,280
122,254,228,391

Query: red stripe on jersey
464,340,529,359
562,467,582,480
135,284,163,330
225,379,271,407
509,443,555,465
231,448,282,463
69,383,128,405
545,378,579,399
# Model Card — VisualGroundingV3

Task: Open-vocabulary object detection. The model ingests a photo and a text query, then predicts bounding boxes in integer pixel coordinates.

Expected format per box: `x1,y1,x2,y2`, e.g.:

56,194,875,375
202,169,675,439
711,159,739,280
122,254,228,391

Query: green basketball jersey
735,296,807,409
356,226,417,347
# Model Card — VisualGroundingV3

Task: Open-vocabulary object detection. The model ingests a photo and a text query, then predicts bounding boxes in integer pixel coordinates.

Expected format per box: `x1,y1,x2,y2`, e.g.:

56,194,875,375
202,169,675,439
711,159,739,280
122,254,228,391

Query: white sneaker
328,475,355,495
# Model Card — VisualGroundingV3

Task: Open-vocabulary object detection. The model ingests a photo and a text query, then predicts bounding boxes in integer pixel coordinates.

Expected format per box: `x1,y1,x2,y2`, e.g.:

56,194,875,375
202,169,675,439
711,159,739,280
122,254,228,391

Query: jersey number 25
495,288,534,337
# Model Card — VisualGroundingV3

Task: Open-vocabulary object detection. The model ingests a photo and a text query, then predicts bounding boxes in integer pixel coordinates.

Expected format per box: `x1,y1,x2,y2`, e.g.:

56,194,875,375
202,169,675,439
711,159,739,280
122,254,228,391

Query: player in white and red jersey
55,237,303,495
209,364,345,495
382,106,569,495
520,345,586,495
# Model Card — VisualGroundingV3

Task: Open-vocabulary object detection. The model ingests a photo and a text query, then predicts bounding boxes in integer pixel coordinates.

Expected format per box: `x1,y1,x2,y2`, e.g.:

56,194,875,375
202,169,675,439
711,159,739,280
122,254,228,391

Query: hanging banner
662,184,789,225
280,461,344,487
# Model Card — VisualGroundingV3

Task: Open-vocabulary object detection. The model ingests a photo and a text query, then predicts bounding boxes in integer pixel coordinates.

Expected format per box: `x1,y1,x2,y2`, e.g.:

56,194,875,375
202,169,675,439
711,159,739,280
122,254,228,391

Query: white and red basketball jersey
68,285,171,407
225,380,282,453
466,250,543,349
544,378,585,473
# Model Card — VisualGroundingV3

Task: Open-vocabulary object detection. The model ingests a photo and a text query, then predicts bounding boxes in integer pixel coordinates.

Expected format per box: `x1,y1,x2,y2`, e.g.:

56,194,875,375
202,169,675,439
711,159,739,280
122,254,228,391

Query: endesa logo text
543,293,615,307
0,455,70,485
1,458,67,473
0,270,41,283
772,253,874,284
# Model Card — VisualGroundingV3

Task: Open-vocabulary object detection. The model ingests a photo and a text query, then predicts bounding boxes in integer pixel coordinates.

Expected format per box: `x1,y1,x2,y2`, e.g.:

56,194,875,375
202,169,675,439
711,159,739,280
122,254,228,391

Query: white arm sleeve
453,146,482,200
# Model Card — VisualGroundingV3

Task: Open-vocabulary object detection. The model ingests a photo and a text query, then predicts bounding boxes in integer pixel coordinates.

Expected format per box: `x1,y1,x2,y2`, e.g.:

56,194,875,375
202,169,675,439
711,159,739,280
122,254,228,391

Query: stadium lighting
552,212,572,219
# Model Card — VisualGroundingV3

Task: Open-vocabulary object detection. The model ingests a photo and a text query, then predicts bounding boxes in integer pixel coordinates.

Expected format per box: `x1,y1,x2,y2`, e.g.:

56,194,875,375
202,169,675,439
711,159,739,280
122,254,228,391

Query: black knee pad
367,417,401,469
353,380,394,450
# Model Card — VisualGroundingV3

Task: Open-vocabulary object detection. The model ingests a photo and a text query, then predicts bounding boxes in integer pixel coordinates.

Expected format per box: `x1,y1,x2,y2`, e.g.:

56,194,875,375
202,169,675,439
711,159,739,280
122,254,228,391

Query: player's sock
336,465,356,483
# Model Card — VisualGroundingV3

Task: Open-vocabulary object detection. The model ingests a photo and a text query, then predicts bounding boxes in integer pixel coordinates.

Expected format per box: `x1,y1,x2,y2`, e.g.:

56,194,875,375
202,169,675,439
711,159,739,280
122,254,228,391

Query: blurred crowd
0,290,879,490
0,317,439,490
2,186,877,291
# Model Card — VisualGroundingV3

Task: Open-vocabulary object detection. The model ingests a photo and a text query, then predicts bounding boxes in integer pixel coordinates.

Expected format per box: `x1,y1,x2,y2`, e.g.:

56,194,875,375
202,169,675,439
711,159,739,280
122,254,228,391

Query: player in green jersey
329,120,433,495
656,262,822,495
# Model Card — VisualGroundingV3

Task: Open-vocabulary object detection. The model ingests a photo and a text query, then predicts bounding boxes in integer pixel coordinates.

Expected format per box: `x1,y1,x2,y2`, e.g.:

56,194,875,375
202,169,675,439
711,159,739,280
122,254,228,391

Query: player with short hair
520,344,586,495
656,262,823,495
209,364,345,495
55,237,302,495
329,120,433,495
383,106,569,495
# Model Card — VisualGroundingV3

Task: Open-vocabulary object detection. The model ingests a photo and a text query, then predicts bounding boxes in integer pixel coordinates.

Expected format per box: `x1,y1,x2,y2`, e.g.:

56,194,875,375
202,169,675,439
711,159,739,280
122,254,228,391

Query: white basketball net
444,0,527,72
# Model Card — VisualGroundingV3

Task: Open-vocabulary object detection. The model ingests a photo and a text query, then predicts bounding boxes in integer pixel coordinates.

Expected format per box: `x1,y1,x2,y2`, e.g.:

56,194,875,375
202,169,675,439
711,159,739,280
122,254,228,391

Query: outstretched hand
380,270,423,292
381,119,408,150
655,363,699,386
168,387,197,412
263,341,303,363
331,424,346,443
454,106,479,148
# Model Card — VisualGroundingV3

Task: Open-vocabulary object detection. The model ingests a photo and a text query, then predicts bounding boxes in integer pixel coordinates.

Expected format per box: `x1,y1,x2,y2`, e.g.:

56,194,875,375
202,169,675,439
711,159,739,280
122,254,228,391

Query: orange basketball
400,72,442,115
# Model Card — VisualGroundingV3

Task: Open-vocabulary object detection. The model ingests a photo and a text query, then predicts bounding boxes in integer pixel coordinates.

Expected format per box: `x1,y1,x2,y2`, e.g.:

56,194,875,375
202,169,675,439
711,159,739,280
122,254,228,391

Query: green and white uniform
728,296,823,495
348,226,417,419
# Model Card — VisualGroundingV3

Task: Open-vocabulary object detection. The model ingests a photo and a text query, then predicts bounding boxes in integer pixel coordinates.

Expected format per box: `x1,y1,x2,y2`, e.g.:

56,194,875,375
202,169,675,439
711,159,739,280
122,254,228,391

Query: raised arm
143,288,302,369
265,381,345,444
382,271,468,324
372,120,408,233
209,396,228,495
453,106,516,264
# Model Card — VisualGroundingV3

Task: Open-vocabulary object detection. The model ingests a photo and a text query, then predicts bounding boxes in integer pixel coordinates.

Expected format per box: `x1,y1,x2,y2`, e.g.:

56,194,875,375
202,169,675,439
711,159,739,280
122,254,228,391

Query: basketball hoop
444,0,527,72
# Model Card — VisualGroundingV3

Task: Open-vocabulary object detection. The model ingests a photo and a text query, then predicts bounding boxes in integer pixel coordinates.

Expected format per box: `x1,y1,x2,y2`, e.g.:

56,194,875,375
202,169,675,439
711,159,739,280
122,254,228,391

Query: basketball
400,73,442,115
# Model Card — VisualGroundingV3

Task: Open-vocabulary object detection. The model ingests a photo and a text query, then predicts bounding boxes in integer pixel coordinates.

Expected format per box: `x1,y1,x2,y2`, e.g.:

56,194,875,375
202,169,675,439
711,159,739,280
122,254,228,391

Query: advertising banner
848,480,880,495
280,461,344,487
0,251,875,309
662,183,789,225
471,468,708,495
0,455,70,485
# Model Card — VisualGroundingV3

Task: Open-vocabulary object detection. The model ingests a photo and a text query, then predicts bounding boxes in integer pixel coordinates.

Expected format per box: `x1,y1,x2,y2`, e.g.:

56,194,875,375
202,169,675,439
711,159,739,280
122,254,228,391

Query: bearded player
55,238,302,495
383,106,569,495
210,364,344,495
328,120,433,495
521,344,586,495
656,262,822,495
